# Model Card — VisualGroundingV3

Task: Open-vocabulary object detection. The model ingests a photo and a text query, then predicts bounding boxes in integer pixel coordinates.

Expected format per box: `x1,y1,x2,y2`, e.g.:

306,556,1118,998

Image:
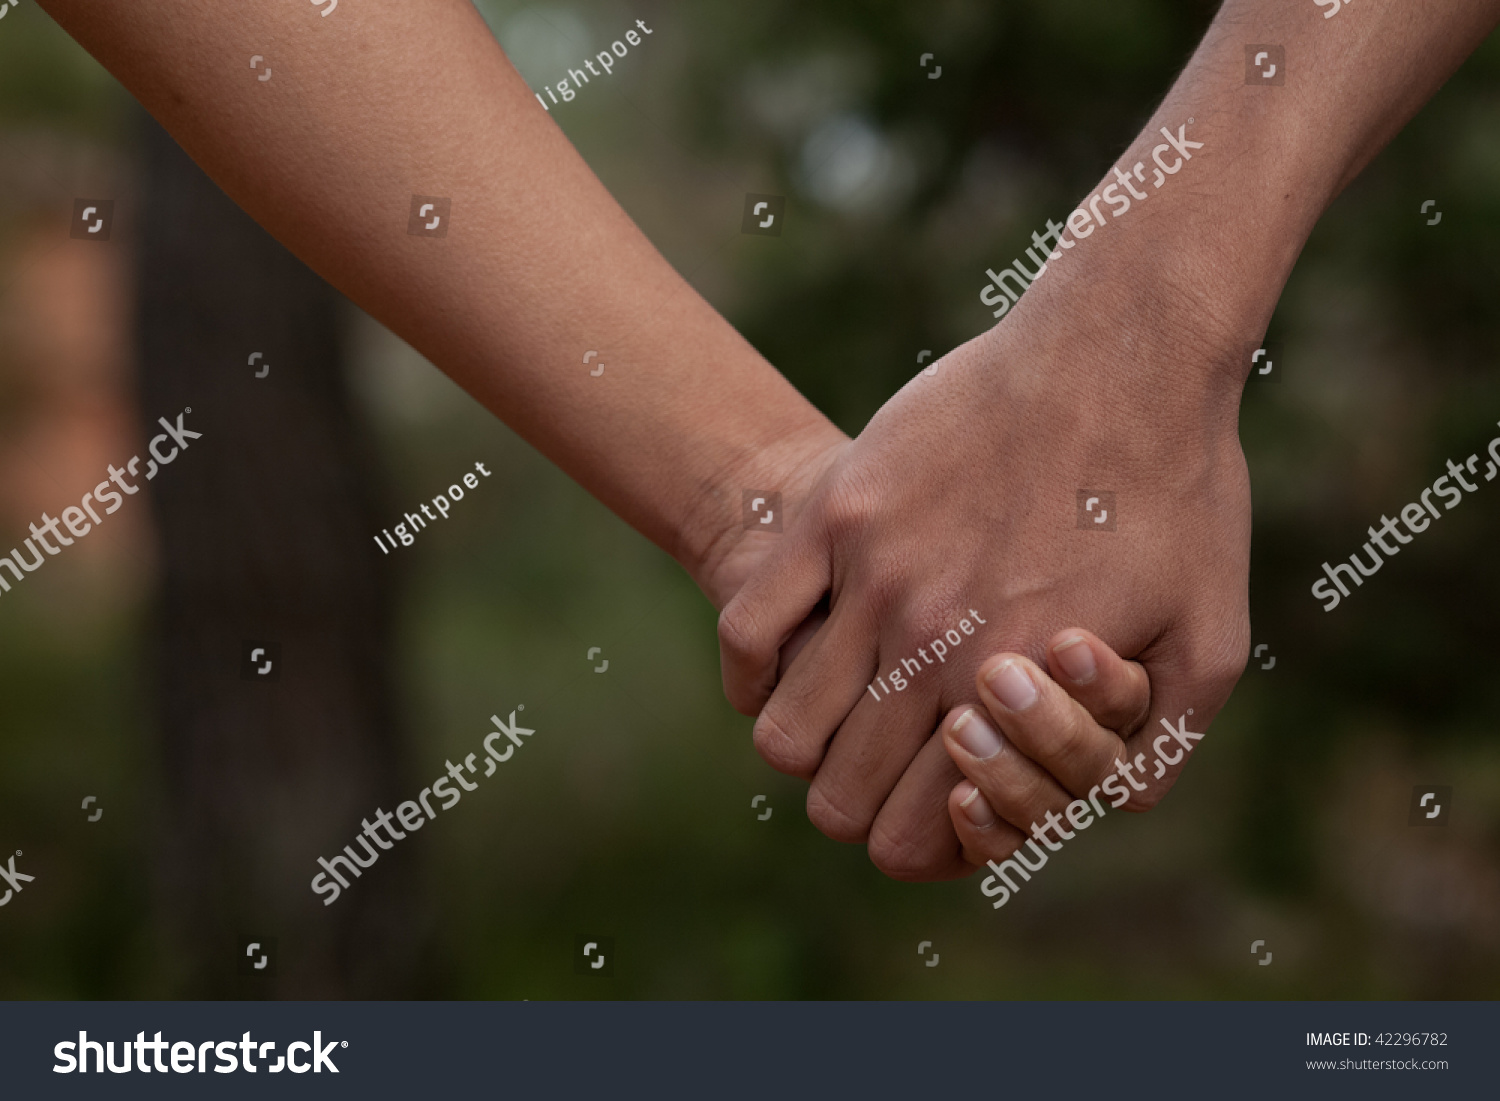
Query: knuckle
716,599,767,666
1185,628,1251,700
903,607,954,649
859,561,906,618
1043,708,1092,763
1200,648,1248,695
819,482,879,543
1004,766,1053,821
752,711,819,779
1090,755,1125,794
867,821,947,882
806,785,872,844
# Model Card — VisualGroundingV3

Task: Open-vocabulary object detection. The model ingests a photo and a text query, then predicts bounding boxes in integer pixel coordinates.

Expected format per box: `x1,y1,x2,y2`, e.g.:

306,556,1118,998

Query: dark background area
1,0,1498,998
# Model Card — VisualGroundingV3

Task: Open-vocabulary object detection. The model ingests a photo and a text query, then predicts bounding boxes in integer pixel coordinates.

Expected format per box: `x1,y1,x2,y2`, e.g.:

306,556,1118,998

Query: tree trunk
135,114,428,997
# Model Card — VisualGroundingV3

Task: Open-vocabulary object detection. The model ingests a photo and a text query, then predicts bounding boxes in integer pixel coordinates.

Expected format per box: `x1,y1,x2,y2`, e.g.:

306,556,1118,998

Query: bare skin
719,0,1500,880
945,631,1152,871
35,0,1500,882
35,0,845,611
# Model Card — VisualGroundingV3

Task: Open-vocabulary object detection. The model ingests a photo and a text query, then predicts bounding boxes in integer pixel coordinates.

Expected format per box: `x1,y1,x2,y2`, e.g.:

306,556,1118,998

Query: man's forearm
999,0,1500,417
1149,0,1500,352
37,0,834,583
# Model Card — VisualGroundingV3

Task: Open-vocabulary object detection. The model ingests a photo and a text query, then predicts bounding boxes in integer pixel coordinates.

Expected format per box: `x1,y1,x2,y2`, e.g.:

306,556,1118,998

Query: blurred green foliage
3,0,1500,998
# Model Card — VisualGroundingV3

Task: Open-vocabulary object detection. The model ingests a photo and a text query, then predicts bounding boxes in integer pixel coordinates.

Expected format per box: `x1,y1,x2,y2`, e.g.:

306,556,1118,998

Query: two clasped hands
698,265,1250,880
43,0,1500,883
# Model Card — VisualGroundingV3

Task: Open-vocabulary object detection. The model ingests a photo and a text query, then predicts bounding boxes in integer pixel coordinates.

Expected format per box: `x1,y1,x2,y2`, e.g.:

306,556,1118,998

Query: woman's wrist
677,411,847,610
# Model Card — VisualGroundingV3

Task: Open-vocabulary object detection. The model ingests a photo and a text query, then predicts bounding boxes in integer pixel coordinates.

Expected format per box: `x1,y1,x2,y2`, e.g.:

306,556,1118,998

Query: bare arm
1113,0,1500,360
36,0,843,604
719,0,1500,880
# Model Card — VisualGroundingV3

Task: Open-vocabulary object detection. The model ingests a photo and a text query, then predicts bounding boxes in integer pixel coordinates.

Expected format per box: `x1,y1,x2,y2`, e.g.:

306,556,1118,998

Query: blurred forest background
2,0,1500,998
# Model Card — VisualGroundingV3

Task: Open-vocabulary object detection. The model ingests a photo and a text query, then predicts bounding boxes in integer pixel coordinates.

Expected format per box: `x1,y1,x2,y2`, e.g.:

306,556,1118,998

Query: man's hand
719,0,1500,882
718,252,1252,880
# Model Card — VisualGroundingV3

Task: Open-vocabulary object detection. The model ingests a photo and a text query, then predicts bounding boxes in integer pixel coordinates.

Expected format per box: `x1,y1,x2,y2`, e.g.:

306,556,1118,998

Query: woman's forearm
38,0,837,583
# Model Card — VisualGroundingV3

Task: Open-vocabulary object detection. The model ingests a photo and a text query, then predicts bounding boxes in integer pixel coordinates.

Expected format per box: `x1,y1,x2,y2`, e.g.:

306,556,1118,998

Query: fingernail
957,782,997,828
952,707,1004,760
985,659,1038,712
1053,635,1097,685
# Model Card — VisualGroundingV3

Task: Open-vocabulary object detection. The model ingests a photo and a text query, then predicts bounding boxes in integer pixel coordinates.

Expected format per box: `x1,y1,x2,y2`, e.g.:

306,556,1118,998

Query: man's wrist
990,103,1321,417
995,207,1259,430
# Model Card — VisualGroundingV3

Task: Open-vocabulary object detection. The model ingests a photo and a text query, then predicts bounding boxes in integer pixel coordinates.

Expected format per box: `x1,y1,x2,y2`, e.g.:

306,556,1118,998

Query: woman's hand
686,423,848,613
941,630,1152,871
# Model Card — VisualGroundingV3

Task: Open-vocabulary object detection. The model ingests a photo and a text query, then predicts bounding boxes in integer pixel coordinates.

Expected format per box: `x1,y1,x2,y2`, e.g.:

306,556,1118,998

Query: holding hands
43,0,1500,895
721,255,1252,881
944,631,1151,880
719,0,1500,883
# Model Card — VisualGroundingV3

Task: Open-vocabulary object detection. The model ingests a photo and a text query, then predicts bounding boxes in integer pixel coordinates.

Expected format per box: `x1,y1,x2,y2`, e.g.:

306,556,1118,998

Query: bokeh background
3,0,1499,998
